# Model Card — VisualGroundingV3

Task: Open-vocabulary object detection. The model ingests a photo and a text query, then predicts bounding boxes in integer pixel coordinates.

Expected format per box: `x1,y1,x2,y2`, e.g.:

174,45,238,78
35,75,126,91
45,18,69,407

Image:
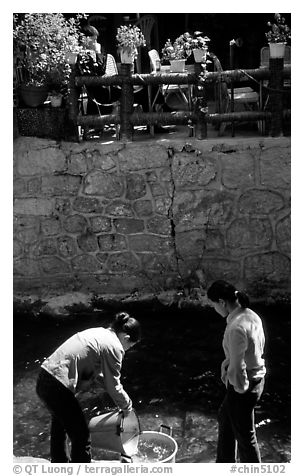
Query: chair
211,53,260,136
135,15,159,73
148,49,191,112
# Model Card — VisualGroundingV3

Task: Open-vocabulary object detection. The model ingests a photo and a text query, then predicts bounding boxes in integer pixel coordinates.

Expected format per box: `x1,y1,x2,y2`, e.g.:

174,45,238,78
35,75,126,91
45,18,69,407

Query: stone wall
13,136,291,301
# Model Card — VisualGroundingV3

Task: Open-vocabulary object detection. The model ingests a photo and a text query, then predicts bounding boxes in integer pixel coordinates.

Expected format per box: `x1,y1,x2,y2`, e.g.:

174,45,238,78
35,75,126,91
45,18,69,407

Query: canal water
13,301,291,462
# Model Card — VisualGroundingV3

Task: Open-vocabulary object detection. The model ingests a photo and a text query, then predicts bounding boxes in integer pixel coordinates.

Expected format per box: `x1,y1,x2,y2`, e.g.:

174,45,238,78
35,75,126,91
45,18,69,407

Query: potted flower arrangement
184,31,210,63
116,24,146,64
162,35,190,72
13,13,85,107
265,13,291,58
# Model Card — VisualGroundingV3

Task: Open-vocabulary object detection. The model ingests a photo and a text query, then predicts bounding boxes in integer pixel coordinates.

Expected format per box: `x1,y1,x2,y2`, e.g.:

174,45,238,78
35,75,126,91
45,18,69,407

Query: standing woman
36,312,141,463
207,280,266,463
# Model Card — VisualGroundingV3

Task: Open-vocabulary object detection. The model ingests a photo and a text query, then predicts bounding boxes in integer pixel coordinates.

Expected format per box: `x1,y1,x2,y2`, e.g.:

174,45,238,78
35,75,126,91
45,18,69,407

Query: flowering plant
162,31,210,61
265,13,291,43
116,25,146,52
13,13,86,92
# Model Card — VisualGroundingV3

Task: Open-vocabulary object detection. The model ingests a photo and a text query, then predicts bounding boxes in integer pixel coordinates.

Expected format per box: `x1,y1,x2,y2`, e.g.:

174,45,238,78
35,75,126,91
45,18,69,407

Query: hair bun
116,311,129,323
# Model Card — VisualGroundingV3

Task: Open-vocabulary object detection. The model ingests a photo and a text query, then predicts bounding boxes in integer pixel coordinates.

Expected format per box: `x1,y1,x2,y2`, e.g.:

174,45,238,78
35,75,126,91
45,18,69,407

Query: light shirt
221,307,266,394
41,327,132,411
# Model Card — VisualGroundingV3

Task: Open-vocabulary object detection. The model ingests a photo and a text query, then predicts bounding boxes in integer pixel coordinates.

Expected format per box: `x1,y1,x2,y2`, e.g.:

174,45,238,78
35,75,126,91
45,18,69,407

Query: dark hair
83,25,99,38
111,312,141,343
207,280,250,308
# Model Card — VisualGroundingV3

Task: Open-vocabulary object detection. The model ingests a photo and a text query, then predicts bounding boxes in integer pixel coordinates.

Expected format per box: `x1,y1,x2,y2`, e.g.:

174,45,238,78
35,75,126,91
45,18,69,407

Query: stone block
14,258,40,277
41,175,81,196
89,216,112,233
63,215,88,234
133,200,153,217
41,217,61,236
30,238,57,257
57,236,78,258
67,153,87,175
106,252,140,273
73,197,103,214
155,197,172,215
146,216,171,235
39,256,70,275
77,233,99,253
113,218,145,234
260,148,290,189
55,198,71,215
221,152,255,189
105,200,133,217
17,147,66,176
97,234,128,252
14,216,40,243
276,215,290,255
202,258,241,284
175,230,207,257
117,145,168,171
128,234,172,253
126,173,147,200
238,189,284,215
87,150,116,171
71,254,103,273
172,153,217,189
244,251,290,283
226,218,273,255
14,178,26,196
13,240,23,258
14,198,54,216
27,177,41,195
83,171,124,198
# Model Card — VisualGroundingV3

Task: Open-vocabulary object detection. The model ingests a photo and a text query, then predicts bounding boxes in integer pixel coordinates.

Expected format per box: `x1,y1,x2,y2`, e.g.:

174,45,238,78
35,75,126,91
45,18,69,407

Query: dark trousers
216,379,264,463
36,368,91,463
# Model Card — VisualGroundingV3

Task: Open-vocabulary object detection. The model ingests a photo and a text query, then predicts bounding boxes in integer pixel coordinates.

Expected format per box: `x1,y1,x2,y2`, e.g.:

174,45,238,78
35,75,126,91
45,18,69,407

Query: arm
227,327,249,393
101,347,132,412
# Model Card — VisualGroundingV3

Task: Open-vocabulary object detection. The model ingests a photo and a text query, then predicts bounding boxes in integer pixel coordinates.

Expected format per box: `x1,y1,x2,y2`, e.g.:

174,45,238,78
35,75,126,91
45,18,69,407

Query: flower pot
65,51,78,64
120,48,137,64
269,42,286,59
19,84,48,107
50,94,63,108
170,59,186,72
193,48,207,63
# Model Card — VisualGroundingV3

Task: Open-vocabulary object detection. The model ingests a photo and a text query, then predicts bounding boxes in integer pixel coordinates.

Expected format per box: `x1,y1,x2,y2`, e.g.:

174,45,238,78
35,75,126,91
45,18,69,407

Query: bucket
89,410,140,456
131,425,178,463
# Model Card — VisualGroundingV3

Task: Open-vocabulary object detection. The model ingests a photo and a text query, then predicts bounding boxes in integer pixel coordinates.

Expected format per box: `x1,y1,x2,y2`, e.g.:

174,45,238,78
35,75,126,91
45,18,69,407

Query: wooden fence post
67,65,80,141
120,63,134,141
269,57,284,136
194,63,207,139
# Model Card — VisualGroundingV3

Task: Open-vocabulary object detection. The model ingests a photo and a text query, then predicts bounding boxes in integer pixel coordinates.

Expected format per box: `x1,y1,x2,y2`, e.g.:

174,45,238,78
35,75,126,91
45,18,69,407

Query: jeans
36,368,91,463
216,378,264,463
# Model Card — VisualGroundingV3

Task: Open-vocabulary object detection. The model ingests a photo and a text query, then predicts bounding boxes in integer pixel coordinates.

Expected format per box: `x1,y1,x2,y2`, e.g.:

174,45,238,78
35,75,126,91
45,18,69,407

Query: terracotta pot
193,48,207,63
170,59,186,72
269,42,286,59
65,51,78,64
19,84,48,107
120,48,137,64
50,94,63,108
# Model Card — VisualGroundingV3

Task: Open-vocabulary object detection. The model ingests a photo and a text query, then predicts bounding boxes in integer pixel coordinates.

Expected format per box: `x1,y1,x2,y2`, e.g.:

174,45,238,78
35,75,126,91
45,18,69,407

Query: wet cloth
41,327,132,411
221,307,266,394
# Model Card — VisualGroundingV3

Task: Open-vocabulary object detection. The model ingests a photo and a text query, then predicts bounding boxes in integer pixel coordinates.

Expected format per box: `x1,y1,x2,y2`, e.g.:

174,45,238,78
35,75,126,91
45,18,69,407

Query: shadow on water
13,301,290,462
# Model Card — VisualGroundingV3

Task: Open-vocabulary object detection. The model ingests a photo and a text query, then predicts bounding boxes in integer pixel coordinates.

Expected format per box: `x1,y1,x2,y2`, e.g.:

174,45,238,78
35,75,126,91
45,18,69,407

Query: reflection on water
14,303,291,462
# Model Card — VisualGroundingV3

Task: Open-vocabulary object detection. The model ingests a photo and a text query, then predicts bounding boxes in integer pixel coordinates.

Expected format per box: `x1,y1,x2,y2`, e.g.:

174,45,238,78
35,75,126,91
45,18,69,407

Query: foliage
265,13,291,43
162,31,210,61
13,13,86,93
116,24,146,52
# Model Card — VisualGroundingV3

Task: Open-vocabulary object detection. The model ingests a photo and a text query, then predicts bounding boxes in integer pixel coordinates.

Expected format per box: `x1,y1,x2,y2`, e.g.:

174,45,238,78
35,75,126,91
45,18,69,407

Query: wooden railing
67,59,291,141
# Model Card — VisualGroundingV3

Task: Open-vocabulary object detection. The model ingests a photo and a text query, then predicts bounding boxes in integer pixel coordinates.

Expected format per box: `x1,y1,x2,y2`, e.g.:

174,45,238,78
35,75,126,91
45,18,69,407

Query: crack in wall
167,147,184,288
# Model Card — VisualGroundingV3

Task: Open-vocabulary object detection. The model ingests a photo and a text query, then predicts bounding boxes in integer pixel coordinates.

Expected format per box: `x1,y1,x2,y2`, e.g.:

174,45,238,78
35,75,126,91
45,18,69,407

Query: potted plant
184,31,210,63
162,34,193,72
116,24,146,64
13,13,85,107
265,13,291,58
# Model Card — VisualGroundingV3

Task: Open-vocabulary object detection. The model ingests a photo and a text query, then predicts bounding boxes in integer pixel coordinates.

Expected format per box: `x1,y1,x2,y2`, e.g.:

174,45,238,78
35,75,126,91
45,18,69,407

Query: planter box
16,107,76,140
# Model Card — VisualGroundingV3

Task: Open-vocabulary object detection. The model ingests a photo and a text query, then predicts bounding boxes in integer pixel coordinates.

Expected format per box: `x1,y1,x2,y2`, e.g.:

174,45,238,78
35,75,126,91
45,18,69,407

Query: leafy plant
116,24,146,53
265,13,291,43
162,31,210,61
13,13,86,94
